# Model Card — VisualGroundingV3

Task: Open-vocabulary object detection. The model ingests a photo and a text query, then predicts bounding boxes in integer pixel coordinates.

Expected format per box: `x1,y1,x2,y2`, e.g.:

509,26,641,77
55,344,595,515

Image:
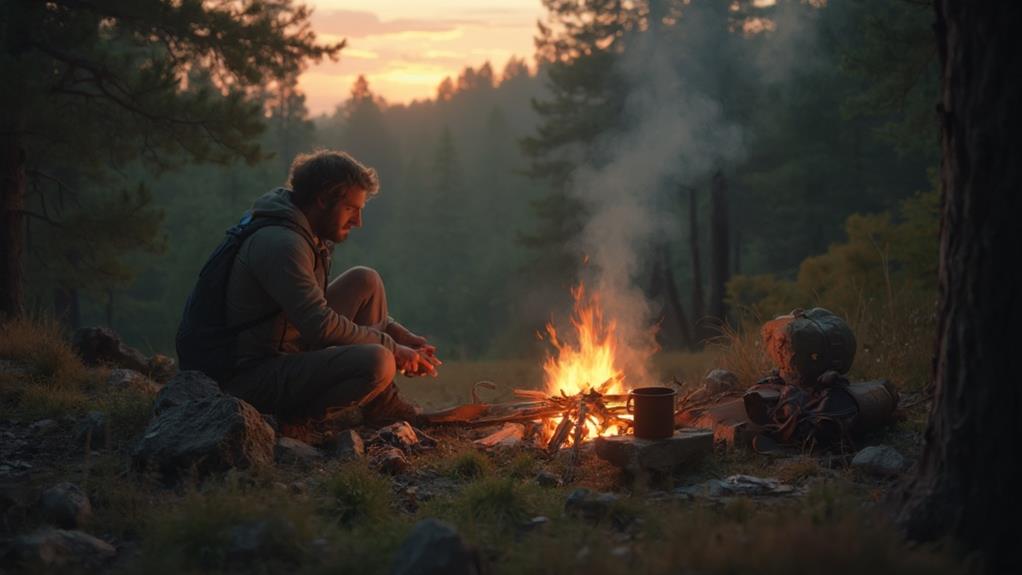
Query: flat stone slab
594,429,713,473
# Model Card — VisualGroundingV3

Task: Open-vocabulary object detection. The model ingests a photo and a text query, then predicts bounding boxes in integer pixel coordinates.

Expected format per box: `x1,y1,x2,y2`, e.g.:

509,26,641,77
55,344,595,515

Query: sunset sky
301,1,545,115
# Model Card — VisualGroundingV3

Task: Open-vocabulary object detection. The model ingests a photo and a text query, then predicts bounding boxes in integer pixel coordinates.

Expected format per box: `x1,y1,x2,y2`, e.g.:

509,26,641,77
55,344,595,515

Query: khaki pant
224,266,399,420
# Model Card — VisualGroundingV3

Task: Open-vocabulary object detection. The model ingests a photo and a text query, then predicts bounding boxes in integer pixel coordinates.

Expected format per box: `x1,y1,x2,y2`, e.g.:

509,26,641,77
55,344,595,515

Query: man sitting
183,149,440,430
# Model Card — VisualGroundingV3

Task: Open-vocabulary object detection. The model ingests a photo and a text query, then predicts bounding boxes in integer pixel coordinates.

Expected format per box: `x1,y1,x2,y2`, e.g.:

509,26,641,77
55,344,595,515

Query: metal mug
626,386,677,440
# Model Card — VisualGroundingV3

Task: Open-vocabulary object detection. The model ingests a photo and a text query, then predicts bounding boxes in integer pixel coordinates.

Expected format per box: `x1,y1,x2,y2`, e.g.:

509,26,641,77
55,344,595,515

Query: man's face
315,187,367,243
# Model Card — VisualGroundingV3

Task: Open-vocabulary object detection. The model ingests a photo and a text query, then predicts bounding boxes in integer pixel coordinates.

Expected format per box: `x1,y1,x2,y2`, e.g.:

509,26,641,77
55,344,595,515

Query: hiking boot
362,384,423,425
279,419,325,446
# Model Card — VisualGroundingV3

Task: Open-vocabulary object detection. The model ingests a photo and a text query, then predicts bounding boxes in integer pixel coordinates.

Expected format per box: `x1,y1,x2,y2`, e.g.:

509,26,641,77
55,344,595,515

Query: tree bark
687,186,707,343
897,2,1022,573
709,169,730,324
53,286,81,330
649,242,693,350
1,130,26,319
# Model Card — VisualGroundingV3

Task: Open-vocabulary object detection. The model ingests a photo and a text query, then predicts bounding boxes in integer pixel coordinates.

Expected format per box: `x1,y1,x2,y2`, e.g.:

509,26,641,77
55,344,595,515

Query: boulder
107,368,160,395
153,371,222,416
1,529,115,569
275,437,323,465
594,429,713,473
133,392,275,477
331,429,365,461
390,519,482,575
39,483,92,529
851,445,906,477
72,327,148,372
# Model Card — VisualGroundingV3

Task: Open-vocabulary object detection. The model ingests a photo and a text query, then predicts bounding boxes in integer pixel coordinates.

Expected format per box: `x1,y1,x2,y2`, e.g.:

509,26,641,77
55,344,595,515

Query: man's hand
394,344,441,377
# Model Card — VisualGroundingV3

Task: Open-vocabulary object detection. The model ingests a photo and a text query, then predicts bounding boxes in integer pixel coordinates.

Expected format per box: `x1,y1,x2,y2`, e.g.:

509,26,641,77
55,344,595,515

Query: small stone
535,471,562,488
379,422,419,450
4,529,115,569
29,419,59,435
851,445,906,477
565,489,619,523
106,369,159,395
390,518,482,575
376,447,410,475
39,483,92,529
75,411,108,450
331,429,365,461
705,369,740,390
523,516,550,532
275,437,323,464
594,429,713,474
610,545,633,561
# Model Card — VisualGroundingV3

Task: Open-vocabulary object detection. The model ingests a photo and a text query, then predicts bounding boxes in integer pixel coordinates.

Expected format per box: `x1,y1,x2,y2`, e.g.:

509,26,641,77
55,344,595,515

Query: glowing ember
541,284,626,443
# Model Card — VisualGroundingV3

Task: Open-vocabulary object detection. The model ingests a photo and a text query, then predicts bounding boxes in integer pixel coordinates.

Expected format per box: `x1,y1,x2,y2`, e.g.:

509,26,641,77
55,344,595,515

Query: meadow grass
0,315,957,574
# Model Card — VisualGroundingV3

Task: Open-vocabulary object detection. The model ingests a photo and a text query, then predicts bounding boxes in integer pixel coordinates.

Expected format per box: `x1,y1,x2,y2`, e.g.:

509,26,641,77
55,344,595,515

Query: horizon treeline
17,0,937,360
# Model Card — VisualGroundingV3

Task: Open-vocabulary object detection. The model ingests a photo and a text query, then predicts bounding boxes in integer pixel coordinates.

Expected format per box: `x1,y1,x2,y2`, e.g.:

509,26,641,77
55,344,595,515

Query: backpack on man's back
175,213,313,384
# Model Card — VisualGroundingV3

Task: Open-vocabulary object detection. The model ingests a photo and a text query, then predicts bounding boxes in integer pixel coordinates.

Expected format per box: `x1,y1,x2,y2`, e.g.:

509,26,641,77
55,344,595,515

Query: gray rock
379,421,419,450
851,445,906,477
705,369,741,390
594,429,713,473
29,419,59,435
75,411,108,450
332,429,365,461
2,529,115,569
39,483,92,529
132,394,275,477
564,489,620,523
377,447,410,475
153,370,222,416
72,326,148,371
390,518,481,575
675,474,797,498
534,471,562,487
107,368,160,395
275,437,323,464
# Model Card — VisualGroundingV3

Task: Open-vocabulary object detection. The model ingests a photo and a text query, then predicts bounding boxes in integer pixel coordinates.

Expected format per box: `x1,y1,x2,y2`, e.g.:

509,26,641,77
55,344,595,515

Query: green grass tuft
444,449,492,480
323,461,396,527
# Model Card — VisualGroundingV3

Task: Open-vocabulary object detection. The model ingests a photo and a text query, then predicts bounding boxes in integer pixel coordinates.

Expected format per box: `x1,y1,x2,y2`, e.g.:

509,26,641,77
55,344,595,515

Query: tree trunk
709,169,730,324
649,242,693,350
0,131,26,319
896,2,1022,573
687,186,706,342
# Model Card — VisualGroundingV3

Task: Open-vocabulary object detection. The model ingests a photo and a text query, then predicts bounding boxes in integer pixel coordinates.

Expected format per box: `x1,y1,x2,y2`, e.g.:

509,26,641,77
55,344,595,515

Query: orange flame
541,284,625,442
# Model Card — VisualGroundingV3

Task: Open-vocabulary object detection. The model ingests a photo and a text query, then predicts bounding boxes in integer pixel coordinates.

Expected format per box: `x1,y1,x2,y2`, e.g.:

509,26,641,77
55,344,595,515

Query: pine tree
0,0,342,318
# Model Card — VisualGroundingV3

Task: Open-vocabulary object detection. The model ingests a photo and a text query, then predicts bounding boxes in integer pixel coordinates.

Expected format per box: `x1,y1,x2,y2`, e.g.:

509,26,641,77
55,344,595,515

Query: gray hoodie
225,189,396,367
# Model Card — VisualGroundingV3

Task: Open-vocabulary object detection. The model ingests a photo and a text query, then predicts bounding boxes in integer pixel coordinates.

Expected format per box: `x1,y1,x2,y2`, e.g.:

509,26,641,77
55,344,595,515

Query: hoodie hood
251,188,310,229
249,188,333,251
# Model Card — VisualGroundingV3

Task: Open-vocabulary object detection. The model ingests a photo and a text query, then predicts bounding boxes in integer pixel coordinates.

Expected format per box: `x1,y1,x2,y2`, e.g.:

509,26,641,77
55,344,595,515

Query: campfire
532,284,632,450
421,283,640,456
